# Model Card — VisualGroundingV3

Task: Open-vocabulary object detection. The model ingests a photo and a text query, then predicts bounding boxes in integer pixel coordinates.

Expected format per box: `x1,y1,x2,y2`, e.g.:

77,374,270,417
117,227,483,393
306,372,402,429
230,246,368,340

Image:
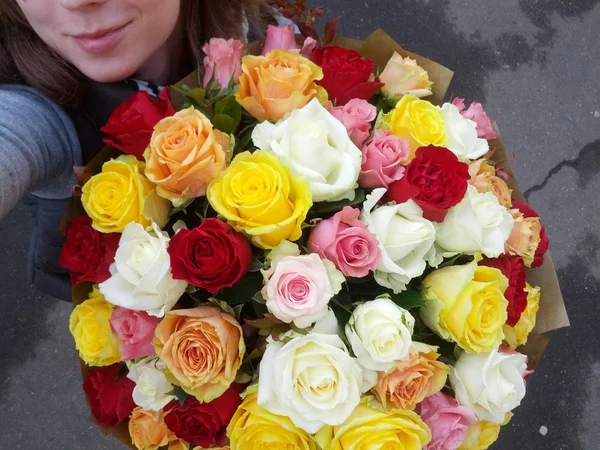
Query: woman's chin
74,59,140,84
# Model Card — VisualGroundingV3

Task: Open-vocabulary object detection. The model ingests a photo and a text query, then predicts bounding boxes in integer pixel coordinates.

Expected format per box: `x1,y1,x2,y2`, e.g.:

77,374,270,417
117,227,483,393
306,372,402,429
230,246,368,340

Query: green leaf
389,290,425,310
216,272,263,306
249,257,264,273
212,114,237,134
308,189,367,218
169,198,195,216
252,291,266,304
215,96,243,126
330,298,353,329
115,362,128,381
171,385,188,408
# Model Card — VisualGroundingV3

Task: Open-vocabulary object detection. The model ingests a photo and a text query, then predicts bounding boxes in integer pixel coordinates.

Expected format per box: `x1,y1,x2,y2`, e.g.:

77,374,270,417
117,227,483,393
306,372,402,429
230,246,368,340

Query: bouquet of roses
60,7,564,450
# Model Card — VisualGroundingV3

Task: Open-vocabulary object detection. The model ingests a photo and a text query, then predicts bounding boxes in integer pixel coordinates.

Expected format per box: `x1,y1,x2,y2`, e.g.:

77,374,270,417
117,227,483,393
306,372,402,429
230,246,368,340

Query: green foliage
171,385,188,408
388,290,425,310
216,271,264,306
308,188,368,218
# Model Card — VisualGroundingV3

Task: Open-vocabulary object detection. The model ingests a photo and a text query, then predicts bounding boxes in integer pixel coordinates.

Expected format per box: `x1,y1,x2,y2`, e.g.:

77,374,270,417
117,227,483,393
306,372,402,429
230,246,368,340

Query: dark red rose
167,218,253,293
312,46,384,106
164,384,244,447
387,146,470,222
101,88,175,159
59,216,120,285
82,364,136,427
480,256,527,327
512,200,549,268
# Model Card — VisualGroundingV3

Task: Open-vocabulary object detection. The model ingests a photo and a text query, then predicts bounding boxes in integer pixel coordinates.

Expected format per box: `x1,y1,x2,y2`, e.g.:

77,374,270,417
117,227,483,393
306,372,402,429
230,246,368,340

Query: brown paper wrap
66,29,568,448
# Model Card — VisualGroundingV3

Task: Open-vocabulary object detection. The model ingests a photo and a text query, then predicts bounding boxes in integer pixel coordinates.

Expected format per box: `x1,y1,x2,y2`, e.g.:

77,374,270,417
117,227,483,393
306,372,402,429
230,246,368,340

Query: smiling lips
72,22,131,53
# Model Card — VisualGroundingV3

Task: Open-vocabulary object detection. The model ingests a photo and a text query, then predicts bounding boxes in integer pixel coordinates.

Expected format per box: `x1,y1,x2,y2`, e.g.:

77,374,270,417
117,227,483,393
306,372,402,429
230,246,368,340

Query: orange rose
372,343,449,410
153,306,245,402
144,107,230,207
505,210,541,267
236,50,327,122
129,408,171,450
468,160,512,208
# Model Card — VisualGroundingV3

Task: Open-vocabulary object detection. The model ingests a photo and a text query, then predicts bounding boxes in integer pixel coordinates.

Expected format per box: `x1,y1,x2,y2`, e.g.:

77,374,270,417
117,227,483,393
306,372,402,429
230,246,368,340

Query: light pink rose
308,206,381,278
202,37,244,89
359,129,410,188
452,98,498,140
417,392,478,450
263,25,317,59
109,308,160,361
262,251,344,329
330,98,377,147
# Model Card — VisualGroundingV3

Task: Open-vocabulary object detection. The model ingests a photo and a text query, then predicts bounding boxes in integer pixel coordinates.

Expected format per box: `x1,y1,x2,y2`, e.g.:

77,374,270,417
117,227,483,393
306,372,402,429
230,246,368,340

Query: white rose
252,98,362,202
361,188,440,293
127,357,177,411
99,222,187,317
257,332,365,433
450,348,527,423
441,103,489,160
345,296,414,372
435,185,514,258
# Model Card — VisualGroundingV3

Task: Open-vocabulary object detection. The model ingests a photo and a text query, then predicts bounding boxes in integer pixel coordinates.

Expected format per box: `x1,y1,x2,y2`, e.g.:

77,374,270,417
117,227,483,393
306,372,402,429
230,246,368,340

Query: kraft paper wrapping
65,30,567,448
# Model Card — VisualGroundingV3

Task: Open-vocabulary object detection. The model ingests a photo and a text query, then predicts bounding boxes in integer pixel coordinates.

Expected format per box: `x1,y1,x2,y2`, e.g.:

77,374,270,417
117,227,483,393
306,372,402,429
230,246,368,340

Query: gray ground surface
1,1,599,448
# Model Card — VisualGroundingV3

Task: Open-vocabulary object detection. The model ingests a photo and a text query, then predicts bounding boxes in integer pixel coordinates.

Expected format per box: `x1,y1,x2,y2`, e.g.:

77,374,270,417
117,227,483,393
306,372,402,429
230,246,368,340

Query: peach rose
505,210,542,267
153,306,245,402
236,50,327,122
128,407,171,450
379,53,433,99
372,343,449,410
468,160,512,208
144,107,230,207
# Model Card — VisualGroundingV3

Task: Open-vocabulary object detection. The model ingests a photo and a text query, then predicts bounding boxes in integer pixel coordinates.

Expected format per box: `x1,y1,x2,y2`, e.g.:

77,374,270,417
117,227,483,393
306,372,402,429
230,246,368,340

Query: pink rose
202,38,244,89
452,98,498,140
330,98,377,147
417,392,478,450
359,129,410,188
263,25,317,59
262,245,345,329
109,308,160,361
308,206,381,278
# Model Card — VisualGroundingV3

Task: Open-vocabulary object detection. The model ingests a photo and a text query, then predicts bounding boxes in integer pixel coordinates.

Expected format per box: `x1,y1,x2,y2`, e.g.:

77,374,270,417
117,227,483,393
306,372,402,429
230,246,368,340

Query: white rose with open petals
99,222,187,317
252,98,362,202
257,332,365,433
450,348,528,424
345,296,414,373
441,103,489,161
435,185,514,258
361,188,440,293
127,357,177,411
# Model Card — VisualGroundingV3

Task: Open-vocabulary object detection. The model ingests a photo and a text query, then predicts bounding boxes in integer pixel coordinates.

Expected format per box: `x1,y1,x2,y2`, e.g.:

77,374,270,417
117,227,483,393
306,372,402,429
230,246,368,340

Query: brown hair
0,0,274,106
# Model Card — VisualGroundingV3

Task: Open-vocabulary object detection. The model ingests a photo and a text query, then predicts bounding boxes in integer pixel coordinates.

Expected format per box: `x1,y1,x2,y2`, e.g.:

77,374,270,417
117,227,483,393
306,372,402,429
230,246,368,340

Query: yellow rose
372,343,449,410
420,261,509,353
144,107,230,207
82,155,171,233
69,286,120,366
152,306,245,402
503,283,540,349
459,413,513,450
468,160,512,208
236,50,327,122
505,210,542,267
380,53,433,100
227,386,319,450
207,150,312,249
315,397,431,450
128,408,171,450
382,94,447,158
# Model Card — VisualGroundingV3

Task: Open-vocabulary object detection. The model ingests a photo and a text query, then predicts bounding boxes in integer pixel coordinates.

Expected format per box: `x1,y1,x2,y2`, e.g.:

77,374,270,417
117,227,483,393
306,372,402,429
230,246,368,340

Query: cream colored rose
380,53,433,99
468,160,512,208
505,210,542,267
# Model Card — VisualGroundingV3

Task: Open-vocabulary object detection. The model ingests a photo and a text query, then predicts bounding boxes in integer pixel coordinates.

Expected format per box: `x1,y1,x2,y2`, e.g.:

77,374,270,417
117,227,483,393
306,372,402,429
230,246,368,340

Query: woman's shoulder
0,83,68,116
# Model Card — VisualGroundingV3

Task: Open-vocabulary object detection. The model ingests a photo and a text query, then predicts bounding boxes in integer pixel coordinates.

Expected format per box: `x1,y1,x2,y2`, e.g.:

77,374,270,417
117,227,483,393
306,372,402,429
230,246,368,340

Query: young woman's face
16,0,182,83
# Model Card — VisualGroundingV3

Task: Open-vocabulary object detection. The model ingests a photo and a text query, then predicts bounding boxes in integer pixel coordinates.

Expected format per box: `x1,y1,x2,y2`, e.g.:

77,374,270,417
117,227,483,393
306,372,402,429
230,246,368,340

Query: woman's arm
0,85,81,221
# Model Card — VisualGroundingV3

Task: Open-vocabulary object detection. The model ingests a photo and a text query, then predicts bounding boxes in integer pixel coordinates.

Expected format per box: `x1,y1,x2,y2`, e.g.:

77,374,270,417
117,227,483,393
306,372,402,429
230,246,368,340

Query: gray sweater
0,84,81,220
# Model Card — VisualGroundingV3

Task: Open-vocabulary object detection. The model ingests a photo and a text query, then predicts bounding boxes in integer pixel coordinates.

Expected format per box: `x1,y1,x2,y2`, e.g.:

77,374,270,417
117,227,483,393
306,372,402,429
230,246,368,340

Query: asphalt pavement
1,0,599,449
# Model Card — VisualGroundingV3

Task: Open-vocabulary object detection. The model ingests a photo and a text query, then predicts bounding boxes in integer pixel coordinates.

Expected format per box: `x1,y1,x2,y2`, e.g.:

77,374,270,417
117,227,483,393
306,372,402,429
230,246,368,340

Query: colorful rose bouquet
61,7,568,450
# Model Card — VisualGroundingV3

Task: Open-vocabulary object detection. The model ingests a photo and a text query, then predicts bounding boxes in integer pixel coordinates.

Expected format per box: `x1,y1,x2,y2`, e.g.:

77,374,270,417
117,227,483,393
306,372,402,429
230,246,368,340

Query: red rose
82,364,136,427
164,384,244,447
512,200,549,268
387,146,470,222
480,256,527,327
312,46,384,106
59,216,120,285
101,88,175,159
167,218,253,293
